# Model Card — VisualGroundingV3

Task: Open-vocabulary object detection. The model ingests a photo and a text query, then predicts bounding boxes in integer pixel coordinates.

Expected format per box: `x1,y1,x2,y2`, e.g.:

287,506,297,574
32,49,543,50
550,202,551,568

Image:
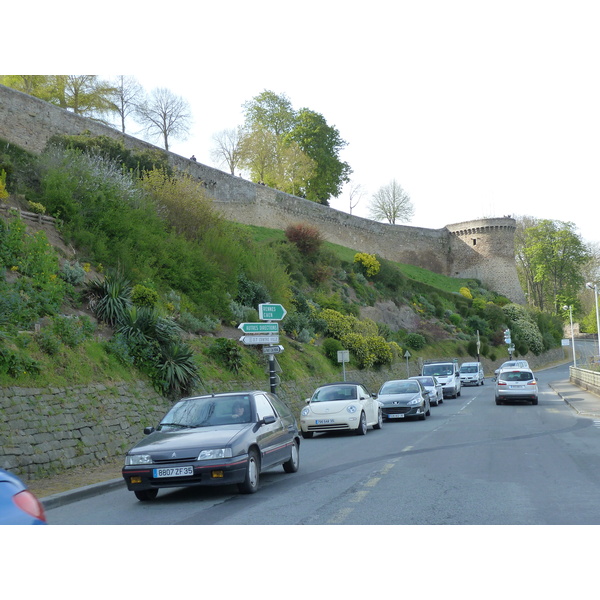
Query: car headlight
346,405,357,414
198,448,233,460
125,454,153,466
408,397,423,406
301,407,311,416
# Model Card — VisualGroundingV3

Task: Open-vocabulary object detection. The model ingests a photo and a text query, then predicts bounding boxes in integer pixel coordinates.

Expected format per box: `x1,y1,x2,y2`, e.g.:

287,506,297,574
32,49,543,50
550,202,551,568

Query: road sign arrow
239,335,280,345
258,303,287,321
238,322,279,333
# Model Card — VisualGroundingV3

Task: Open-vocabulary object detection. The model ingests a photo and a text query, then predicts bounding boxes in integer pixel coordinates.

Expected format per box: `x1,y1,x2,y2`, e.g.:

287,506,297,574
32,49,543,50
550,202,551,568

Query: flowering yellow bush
353,253,380,277
459,287,473,299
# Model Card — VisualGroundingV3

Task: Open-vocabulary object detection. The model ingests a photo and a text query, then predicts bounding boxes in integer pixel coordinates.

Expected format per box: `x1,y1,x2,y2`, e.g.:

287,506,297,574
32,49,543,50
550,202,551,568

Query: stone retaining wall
570,366,600,396
0,347,566,480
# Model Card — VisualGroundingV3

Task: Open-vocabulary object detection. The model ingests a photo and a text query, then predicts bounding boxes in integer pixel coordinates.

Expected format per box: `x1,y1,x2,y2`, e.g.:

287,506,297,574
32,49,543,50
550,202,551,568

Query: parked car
409,375,443,406
377,379,431,421
300,382,383,438
494,360,529,379
122,391,301,500
0,468,47,525
495,368,538,405
459,361,485,386
421,361,461,398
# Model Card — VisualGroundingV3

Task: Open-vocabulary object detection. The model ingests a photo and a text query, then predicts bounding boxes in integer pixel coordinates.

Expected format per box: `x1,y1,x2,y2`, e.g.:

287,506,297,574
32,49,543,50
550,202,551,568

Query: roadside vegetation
0,134,585,398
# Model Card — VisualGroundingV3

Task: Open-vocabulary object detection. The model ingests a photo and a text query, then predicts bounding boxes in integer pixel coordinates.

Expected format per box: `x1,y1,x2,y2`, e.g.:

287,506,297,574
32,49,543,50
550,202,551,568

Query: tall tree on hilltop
210,127,245,175
109,75,144,133
239,90,351,204
1,75,117,122
135,87,192,152
287,108,351,203
369,180,414,224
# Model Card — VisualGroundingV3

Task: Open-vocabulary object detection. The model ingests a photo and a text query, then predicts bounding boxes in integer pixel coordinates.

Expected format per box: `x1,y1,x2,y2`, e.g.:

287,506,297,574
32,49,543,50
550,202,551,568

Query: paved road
46,362,600,525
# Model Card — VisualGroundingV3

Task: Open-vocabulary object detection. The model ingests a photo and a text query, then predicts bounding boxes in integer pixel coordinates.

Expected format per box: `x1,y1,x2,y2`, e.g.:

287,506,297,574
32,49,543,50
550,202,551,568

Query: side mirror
144,426,155,435
261,415,276,425
305,398,311,404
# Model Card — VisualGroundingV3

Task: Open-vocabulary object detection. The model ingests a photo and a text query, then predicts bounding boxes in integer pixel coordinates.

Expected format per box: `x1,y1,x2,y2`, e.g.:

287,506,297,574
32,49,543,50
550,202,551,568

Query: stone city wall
0,84,525,302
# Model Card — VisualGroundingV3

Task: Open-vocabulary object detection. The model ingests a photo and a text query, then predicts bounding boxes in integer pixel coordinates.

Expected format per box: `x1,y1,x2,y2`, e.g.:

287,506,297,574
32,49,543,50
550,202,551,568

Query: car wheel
439,397,443,404
532,397,538,405
283,439,300,473
373,408,383,430
238,448,260,494
426,404,431,416
301,430,314,439
495,397,502,405
355,412,367,435
134,489,158,501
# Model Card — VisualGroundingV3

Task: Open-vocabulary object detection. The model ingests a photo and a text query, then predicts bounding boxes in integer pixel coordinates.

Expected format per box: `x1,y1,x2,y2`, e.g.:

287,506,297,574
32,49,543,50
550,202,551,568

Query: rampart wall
0,84,526,303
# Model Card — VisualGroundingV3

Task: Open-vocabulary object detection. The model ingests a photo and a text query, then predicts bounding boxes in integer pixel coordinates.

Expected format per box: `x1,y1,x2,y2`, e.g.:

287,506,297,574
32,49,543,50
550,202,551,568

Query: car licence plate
153,466,194,478
316,419,334,424
388,414,404,418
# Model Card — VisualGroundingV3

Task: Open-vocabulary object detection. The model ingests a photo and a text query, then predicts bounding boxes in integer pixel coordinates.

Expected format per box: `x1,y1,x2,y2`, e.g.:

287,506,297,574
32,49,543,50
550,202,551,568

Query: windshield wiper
158,422,194,429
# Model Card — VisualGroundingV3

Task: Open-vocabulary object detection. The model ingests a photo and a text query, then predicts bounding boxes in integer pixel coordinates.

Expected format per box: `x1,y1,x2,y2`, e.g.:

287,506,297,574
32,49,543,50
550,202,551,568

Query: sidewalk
547,379,600,418
38,378,600,512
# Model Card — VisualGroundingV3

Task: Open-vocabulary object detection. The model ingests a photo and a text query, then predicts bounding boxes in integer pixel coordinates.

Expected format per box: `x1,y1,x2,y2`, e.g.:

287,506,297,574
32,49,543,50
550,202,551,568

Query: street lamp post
586,282,600,358
563,305,576,367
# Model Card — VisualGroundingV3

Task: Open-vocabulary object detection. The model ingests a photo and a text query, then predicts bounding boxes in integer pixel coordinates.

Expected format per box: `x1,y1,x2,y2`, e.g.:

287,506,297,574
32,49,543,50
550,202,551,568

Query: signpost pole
269,354,276,393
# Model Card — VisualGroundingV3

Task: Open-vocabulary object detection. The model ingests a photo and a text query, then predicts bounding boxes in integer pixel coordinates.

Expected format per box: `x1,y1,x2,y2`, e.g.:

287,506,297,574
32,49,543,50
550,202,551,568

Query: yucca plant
85,271,132,326
155,340,200,398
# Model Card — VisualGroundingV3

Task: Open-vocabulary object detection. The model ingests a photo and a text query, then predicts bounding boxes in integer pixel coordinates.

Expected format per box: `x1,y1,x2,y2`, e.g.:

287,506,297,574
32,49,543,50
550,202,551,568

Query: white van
459,361,484,386
421,361,461,398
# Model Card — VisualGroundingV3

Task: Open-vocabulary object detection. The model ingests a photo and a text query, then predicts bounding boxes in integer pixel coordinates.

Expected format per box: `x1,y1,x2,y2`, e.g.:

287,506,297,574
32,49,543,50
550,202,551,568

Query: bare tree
369,179,414,224
210,127,245,174
109,75,144,133
135,87,192,151
348,181,367,214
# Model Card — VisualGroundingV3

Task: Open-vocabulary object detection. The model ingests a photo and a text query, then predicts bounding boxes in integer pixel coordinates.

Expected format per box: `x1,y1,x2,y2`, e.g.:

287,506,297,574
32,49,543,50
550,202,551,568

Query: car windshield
461,366,477,373
312,385,358,402
498,371,533,382
414,377,433,386
380,381,419,395
159,395,252,428
423,365,453,376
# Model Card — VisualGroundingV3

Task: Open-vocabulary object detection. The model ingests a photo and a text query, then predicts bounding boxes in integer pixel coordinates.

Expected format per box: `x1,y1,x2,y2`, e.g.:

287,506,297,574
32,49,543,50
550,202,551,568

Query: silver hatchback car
495,368,538,405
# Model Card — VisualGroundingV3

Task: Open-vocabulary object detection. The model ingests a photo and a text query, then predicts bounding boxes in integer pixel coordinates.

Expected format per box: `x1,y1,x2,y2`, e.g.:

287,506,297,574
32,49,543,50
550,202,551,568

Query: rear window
423,364,454,376
499,371,533,382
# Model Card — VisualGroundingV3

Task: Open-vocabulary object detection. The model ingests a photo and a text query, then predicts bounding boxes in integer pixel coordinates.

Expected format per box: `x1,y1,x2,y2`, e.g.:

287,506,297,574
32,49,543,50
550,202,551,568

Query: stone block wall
0,84,526,302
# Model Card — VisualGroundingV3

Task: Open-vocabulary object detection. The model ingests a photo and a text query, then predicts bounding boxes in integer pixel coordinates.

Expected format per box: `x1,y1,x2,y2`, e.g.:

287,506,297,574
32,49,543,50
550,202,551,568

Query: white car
495,368,538,405
494,360,529,379
300,382,383,438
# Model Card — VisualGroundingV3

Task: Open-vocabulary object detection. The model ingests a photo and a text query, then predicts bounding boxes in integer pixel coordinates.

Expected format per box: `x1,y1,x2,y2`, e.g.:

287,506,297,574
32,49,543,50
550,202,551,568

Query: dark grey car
377,379,431,421
122,391,300,500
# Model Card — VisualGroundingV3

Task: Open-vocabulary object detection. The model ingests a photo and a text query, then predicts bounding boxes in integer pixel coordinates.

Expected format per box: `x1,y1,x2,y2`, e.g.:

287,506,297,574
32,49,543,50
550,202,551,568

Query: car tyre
301,430,314,439
356,411,367,435
532,397,538,405
238,448,260,494
373,408,383,430
495,397,502,405
283,439,300,473
134,489,158,501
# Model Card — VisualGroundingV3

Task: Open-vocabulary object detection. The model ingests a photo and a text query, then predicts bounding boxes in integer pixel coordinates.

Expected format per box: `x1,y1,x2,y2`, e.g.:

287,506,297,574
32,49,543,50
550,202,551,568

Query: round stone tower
445,217,526,303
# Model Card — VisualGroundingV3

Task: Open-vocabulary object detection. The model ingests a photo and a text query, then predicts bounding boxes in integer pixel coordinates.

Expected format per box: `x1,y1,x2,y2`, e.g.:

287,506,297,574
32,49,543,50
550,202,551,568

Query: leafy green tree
240,90,351,203
516,218,590,313
288,108,351,203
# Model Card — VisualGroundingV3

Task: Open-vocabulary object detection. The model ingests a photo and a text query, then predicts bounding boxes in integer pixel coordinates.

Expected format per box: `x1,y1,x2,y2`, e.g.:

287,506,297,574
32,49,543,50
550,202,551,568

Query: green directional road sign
258,303,287,321
238,322,279,333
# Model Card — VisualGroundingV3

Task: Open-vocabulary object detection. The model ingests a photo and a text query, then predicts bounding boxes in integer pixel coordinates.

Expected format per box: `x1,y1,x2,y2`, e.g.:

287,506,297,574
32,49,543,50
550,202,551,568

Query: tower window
472,238,477,246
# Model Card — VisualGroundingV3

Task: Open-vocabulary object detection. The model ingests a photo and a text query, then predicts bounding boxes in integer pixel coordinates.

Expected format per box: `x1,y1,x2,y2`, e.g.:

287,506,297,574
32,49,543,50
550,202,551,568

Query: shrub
207,338,243,373
86,271,132,326
131,284,159,308
322,337,343,363
155,340,200,398
353,253,380,277
404,333,426,350
59,260,86,286
284,223,323,255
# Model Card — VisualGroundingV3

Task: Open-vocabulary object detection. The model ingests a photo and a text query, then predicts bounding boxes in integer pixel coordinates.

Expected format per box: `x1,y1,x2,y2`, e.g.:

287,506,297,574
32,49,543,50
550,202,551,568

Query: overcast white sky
8,1,600,245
